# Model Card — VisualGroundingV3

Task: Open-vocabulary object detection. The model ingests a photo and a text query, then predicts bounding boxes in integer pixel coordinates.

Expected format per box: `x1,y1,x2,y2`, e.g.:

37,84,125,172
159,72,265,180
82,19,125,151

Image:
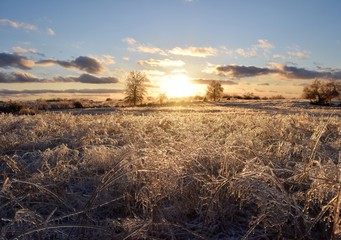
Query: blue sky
1,0,341,100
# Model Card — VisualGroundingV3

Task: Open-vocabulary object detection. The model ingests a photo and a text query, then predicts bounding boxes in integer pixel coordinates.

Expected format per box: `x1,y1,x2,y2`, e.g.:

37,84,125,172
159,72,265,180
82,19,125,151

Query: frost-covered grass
0,102,340,239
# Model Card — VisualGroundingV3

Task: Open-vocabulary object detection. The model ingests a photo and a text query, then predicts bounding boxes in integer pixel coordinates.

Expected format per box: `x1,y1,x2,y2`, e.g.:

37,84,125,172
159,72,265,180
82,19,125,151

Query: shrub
302,79,340,105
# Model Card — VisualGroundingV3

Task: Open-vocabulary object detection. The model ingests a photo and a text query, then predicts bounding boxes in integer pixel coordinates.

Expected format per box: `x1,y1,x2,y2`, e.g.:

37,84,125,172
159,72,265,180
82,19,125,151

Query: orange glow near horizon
159,74,198,98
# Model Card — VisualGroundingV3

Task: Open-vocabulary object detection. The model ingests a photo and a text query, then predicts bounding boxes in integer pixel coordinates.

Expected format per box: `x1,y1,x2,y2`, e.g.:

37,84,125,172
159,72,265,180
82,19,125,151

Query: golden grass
0,101,340,239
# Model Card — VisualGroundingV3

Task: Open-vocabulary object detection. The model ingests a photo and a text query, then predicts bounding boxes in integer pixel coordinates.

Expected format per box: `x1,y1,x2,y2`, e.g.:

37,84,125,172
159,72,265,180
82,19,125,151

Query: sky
1,0,341,100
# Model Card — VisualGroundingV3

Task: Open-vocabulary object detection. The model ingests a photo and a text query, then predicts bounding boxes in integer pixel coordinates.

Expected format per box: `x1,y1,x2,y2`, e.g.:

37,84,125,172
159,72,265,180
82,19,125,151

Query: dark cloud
191,79,238,85
36,56,104,74
0,53,35,69
257,83,270,86
0,71,46,83
216,64,341,80
55,74,119,84
216,65,276,78
0,88,124,95
1,71,119,84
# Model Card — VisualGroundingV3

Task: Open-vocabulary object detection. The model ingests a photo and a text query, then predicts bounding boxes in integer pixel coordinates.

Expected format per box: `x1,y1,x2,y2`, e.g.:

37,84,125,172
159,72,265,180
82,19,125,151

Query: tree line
124,71,341,106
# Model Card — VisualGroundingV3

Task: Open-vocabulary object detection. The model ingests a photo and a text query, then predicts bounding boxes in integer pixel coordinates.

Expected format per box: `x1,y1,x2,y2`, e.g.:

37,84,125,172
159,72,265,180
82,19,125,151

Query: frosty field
0,101,340,239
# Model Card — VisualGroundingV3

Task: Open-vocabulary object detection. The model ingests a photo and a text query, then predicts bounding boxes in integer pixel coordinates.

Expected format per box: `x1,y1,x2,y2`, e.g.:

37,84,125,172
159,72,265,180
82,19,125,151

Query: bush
302,80,340,105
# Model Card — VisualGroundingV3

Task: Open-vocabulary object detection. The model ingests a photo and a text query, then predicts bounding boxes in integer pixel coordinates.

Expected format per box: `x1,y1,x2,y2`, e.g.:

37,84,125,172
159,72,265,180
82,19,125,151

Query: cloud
55,74,119,84
122,37,137,45
256,39,274,50
12,46,45,57
90,55,115,65
257,83,270,86
0,18,37,31
191,79,238,85
216,65,276,78
169,47,217,57
272,54,286,60
0,71,45,83
288,50,311,59
0,71,119,84
0,88,124,95
36,56,105,74
134,45,167,55
0,53,35,69
47,28,55,36
233,39,274,58
216,63,341,80
235,48,257,57
234,39,274,58
138,58,185,67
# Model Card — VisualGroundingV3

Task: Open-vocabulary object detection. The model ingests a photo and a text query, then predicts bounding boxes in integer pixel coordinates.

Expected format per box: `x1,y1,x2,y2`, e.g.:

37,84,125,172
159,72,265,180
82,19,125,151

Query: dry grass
0,101,340,239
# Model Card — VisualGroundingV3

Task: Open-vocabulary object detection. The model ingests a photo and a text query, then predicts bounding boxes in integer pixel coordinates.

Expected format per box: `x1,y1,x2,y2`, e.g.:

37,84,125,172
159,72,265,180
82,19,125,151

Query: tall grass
0,104,340,239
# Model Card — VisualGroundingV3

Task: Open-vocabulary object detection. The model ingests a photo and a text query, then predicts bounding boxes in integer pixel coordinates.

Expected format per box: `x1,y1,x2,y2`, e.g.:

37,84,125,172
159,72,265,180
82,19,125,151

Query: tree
206,81,224,101
158,93,168,105
124,71,148,106
302,79,340,105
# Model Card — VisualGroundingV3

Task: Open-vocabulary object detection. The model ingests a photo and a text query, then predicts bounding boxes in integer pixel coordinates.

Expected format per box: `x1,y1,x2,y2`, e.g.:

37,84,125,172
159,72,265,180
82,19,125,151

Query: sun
159,74,196,98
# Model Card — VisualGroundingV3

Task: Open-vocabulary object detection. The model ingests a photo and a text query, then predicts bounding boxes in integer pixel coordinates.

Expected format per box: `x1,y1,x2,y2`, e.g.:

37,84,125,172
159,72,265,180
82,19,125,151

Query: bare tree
206,81,224,101
302,79,340,105
124,71,148,106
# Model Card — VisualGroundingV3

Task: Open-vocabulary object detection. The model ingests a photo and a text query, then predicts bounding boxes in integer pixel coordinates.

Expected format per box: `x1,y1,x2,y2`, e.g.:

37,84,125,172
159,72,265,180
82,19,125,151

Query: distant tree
158,93,168,104
124,71,148,106
206,81,224,101
302,79,340,105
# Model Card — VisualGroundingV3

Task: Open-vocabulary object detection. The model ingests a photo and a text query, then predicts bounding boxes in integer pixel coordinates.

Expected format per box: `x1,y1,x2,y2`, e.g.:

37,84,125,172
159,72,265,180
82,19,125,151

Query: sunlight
159,74,196,98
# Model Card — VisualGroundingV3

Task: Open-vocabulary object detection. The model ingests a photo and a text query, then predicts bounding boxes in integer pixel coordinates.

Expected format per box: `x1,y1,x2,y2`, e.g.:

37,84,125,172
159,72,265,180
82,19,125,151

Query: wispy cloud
36,56,105,74
12,46,45,56
229,39,274,58
0,53,35,69
122,37,137,45
287,49,311,59
0,18,37,31
138,58,185,67
90,55,115,65
191,79,238,85
124,37,217,58
47,28,55,36
169,46,217,57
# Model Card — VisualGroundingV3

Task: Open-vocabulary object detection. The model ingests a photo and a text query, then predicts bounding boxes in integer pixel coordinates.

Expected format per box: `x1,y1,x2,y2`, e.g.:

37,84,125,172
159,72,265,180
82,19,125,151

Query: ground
0,100,340,239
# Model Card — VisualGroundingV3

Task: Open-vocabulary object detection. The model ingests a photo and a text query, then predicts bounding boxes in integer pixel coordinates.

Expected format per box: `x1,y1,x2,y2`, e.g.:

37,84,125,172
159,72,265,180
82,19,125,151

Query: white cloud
47,28,55,36
256,39,274,50
235,47,257,57
202,62,219,74
13,46,38,54
122,37,137,45
169,46,217,57
233,39,274,58
135,45,167,55
0,18,37,31
288,50,311,59
272,54,286,60
90,54,115,65
138,58,185,67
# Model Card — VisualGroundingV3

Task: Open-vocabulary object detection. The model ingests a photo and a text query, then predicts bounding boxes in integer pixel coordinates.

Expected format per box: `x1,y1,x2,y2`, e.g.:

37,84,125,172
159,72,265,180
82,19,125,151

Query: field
0,100,340,239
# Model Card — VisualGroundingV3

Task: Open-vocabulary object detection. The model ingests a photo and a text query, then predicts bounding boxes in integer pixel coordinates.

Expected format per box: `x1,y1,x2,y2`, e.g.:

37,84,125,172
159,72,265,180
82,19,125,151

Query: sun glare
160,74,196,98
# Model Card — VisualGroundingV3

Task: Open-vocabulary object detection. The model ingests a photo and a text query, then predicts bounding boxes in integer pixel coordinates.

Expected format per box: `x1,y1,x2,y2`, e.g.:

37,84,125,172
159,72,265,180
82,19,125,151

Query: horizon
1,0,341,100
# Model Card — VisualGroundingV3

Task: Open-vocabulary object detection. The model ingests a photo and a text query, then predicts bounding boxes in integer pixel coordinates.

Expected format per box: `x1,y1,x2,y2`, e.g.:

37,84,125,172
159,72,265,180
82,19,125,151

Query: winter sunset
0,1,340,239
